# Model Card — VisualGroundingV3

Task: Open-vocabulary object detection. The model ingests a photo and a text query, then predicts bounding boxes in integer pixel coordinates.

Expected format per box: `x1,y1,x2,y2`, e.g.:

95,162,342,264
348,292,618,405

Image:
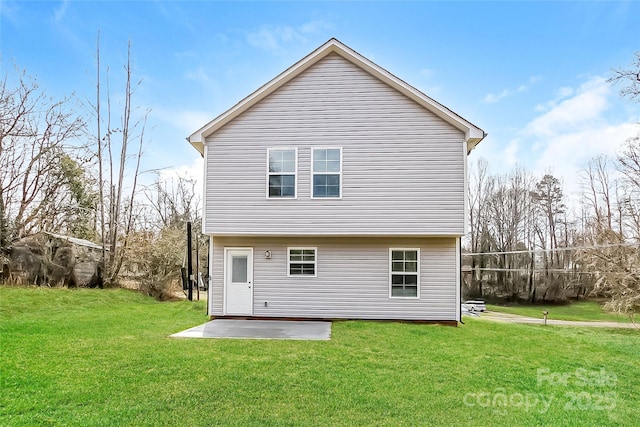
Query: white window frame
266,147,298,199
389,248,420,299
287,247,317,277
311,147,342,199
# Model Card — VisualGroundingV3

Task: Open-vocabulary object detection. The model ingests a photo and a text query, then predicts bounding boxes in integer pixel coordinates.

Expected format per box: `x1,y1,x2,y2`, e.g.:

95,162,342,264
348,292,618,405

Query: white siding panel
211,236,458,321
204,53,466,236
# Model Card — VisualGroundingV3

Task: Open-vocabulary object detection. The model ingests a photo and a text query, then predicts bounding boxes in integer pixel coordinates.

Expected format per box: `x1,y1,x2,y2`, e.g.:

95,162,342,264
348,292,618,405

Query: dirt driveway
478,311,638,329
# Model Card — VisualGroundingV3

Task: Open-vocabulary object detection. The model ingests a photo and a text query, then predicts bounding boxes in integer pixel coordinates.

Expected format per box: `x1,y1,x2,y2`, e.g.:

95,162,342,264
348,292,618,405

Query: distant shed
2,232,105,287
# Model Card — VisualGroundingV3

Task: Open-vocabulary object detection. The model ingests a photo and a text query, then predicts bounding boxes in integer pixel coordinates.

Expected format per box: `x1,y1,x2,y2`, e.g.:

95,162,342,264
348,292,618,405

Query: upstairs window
268,148,297,198
312,148,342,198
389,249,420,298
288,248,317,277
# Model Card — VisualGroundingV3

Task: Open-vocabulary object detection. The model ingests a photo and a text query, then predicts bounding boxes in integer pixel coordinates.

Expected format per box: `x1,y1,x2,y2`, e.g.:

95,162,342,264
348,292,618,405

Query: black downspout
187,221,193,302
206,237,211,317
459,238,465,325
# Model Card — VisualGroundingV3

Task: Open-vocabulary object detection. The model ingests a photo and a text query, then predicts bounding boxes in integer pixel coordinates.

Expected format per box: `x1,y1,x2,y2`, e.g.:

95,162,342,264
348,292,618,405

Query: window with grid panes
390,249,419,297
268,149,296,198
288,248,316,276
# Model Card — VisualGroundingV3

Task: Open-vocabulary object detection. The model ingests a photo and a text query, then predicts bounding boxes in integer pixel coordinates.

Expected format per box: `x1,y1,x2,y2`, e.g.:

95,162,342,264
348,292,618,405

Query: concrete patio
170,319,332,340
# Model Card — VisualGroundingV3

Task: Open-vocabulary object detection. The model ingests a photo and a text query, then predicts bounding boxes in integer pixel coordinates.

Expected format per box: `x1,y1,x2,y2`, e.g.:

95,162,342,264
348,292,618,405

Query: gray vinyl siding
204,53,466,236
210,236,458,321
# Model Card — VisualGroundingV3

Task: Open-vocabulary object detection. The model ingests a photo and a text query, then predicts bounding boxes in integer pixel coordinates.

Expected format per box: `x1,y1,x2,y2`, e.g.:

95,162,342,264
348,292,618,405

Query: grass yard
486,301,633,323
1,287,639,426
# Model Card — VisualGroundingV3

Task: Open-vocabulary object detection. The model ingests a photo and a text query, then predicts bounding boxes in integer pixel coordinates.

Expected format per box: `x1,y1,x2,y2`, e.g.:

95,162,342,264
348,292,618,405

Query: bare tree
581,155,617,232
92,39,149,287
530,173,566,298
468,158,490,296
120,172,203,299
144,172,200,230
483,168,534,299
0,66,87,245
580,228,639,319
609,51,640,102
531,174,565,261
465,165,577,302
617,137,640,239
578,54,640,318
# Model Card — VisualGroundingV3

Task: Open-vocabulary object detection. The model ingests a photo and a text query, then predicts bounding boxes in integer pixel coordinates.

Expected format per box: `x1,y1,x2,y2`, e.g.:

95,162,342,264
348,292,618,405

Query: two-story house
188,39,485,323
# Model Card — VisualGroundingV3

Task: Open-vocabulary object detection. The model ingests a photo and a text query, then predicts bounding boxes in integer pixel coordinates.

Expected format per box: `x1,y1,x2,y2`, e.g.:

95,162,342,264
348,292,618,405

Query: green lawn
1,287,639,426
486,301,633,323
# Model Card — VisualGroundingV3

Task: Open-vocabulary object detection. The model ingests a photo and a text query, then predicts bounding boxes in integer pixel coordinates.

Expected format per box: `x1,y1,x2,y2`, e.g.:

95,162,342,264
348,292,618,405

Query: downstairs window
390,249,419,298
288,247,317,277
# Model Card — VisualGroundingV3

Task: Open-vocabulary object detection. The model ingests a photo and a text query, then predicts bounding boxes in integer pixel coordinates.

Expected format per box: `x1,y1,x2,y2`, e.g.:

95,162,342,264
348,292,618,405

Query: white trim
223,247,254,315
266,147,298,199
188,39,485,155
310,147,342,199
287,247,318,278
388,248,420,299
222,247,229,315
202,145,208,233
211,231,465,237
463,140,469,235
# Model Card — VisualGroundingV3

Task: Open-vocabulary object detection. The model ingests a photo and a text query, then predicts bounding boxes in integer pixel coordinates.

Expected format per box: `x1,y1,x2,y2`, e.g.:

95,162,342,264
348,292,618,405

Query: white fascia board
463,141,470,235
189,139,205,156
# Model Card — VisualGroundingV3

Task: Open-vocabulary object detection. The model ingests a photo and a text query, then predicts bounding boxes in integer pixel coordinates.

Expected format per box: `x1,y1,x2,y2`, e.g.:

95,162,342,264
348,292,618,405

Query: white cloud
483,89,511,104
160,156,204,193
534,123,635,170
160,157,203,181
535,86,575,112
503,140,520,169
145,157,205,214
0,1,19,24
247,25,302,53
483,75,541,103
299,19,334,34
556,86,574,99
185,66,211,83
524,77,610,137
420,68,434,78
246,19,334,54
529,75,543,84
500,76,638,201
53,0,69,24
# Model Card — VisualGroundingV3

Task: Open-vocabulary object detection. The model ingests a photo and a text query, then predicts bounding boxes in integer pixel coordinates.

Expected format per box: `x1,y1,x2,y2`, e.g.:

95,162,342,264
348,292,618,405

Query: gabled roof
188,38,485,155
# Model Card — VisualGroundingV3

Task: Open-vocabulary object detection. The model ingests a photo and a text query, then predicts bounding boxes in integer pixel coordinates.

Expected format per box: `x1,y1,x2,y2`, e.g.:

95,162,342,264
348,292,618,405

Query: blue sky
1,1,638,202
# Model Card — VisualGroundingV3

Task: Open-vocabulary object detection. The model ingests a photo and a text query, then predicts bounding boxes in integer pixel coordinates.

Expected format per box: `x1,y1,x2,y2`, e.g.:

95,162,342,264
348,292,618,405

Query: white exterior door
224,248,253,315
